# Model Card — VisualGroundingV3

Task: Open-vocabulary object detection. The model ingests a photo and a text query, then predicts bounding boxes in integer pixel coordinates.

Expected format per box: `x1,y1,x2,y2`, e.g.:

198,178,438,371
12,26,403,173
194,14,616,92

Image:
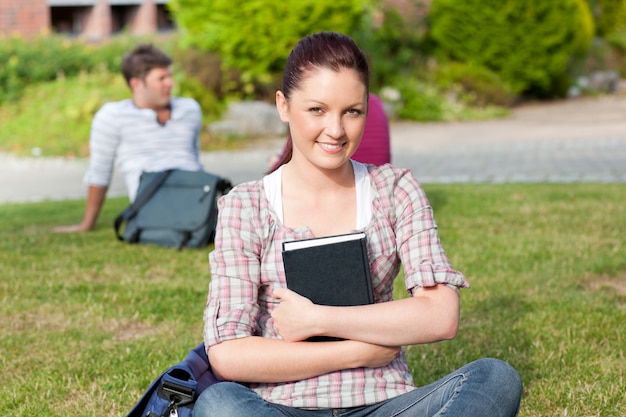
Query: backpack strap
186,343,221,395
114,170,173,241
216,178,233,194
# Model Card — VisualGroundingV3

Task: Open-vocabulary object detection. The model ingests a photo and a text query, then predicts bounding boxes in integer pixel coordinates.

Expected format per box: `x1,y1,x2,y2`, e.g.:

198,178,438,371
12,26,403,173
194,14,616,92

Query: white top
83,97,204,201
263,160,372,229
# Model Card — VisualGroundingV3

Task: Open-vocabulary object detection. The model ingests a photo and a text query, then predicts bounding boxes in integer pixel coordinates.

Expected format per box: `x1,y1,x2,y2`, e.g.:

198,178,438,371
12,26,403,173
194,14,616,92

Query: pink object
351,93,391,165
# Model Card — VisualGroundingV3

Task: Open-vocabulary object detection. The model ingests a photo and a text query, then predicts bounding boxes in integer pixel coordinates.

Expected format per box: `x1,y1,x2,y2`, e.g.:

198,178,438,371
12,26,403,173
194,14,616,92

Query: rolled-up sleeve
391,170,469,294
204,186,263,346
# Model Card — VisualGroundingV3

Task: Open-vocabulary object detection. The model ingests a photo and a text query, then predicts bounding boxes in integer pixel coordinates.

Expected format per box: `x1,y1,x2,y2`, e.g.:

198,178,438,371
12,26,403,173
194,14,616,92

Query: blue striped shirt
83,97,203,201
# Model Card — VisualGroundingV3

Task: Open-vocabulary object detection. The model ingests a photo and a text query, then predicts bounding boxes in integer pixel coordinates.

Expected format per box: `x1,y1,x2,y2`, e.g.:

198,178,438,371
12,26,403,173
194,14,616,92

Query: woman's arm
272,283,459,346
208,336,400,383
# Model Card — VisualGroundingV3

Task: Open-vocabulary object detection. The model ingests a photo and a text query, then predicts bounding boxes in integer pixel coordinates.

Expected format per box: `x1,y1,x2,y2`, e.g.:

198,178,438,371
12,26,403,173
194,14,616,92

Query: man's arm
53,185,108,233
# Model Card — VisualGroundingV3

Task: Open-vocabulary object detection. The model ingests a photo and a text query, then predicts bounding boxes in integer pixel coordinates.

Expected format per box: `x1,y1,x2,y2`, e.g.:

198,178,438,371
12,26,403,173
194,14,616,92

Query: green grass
1,183,625,416
0,71,128,158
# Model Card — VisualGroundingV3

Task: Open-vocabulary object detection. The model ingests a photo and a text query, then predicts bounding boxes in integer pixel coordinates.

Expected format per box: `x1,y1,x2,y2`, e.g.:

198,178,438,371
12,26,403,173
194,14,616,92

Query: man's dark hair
121,44,172,86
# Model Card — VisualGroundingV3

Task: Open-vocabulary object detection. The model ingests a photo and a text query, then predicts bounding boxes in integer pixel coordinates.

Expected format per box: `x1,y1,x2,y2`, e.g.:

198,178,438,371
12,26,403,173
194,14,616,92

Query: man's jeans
193,358,522,417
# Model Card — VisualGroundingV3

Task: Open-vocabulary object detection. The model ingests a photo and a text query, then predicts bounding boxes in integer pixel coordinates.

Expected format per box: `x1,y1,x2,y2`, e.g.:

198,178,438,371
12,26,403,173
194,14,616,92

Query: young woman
268,92,391,172
194,32,522,416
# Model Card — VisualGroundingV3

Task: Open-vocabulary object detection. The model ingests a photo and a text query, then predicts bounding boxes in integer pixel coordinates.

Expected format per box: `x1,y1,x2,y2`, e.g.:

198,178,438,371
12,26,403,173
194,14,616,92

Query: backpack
126,343,220,417
114,170,232,250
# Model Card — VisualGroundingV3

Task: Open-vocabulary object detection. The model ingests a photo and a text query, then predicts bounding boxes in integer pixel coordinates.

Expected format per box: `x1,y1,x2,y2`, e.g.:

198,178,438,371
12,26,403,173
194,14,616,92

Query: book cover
281,232,374,307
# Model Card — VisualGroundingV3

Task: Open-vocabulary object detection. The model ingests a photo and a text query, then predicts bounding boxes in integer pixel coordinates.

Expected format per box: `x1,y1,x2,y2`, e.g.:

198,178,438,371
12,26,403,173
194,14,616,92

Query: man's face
132,66,173,109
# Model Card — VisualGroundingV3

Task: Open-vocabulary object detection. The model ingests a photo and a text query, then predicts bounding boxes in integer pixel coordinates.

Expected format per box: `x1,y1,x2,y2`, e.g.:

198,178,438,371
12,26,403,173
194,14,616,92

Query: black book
281,232,374,308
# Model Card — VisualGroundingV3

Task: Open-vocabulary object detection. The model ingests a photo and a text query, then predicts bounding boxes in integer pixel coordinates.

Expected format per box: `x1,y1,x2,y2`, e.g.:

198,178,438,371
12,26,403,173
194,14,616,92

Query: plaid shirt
204,163,469,409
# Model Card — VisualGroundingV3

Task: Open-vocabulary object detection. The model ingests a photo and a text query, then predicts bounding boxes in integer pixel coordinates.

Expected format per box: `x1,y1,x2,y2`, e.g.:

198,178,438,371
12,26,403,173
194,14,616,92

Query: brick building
0,0,173,40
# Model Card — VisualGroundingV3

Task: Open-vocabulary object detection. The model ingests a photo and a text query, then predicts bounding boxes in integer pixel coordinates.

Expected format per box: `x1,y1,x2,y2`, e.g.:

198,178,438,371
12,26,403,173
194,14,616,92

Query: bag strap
114,170,173,241
187,343,221,395
125,343,220,417
217,178,233,193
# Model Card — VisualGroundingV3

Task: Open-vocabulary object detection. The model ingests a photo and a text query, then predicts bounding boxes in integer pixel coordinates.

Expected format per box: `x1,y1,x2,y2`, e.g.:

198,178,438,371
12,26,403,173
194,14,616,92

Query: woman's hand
271,287,320,341
271,288,401,367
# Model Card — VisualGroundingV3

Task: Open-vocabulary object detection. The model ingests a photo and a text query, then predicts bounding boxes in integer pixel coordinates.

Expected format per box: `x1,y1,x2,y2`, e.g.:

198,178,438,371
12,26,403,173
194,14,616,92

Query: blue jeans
193,358,522,417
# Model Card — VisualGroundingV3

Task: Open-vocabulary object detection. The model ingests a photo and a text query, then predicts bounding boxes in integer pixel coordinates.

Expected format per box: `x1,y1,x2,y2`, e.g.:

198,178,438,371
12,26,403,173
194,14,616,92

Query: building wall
131,0,157,35
0,0,49,37
0,0,167,39
2,1,415,40
82,0,112,40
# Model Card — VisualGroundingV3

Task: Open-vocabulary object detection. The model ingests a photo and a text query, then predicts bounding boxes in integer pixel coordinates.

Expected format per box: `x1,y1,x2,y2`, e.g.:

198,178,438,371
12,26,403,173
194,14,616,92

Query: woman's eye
346,108,363,116
309,107,323,114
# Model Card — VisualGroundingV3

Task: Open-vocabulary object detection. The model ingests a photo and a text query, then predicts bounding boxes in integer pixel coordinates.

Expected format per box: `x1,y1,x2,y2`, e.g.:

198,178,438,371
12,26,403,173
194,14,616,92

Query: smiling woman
194,31,523,417
275,66,367,176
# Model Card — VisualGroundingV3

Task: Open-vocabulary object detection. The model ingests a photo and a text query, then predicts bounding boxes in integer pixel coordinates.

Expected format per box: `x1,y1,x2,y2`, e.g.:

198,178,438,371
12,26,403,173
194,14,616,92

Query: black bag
126,343,220,417
114,170,232,250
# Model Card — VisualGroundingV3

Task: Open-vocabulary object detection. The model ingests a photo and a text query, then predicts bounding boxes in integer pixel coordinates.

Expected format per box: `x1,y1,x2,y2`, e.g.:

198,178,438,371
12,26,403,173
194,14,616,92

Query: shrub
173,72,225,122
396,80,445,122
0,35,141,104
393,77,509,122
433,61,517,107
605,31,626,76
429,0,595,97
354,5,427,92
587,0,626,36
168,0,372,97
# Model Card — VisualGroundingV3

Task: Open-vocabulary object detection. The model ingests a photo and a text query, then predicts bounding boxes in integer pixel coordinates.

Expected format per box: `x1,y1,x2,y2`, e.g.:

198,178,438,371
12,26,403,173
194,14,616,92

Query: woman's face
276,67,367,171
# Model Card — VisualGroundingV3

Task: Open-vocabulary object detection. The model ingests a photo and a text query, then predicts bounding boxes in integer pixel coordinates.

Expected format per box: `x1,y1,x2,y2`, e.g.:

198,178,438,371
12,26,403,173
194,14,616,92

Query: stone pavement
1,95,626,205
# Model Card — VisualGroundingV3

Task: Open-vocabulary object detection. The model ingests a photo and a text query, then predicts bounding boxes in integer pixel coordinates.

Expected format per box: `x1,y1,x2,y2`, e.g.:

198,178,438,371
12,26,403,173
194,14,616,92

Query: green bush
605,31,626,76
354,6,427,92
433,61,517,107
0,35,140,104
587,0,626,36
429,0,595,97
170,48,228,119
168,0,372,97
396,80,444,122
393,78,509,122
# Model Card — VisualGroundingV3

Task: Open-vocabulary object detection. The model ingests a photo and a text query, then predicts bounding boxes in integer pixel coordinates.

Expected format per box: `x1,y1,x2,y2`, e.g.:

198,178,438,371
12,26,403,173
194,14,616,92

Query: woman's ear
275,91,290,123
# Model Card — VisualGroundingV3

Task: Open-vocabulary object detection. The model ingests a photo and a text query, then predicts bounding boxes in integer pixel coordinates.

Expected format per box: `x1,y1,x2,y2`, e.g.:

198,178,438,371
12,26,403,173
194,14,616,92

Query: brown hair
121,44,172,87
268,32,370,173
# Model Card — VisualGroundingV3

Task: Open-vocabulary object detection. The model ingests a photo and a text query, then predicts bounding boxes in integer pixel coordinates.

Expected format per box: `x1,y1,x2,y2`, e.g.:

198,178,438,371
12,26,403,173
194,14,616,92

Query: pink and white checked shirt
204,163,469,409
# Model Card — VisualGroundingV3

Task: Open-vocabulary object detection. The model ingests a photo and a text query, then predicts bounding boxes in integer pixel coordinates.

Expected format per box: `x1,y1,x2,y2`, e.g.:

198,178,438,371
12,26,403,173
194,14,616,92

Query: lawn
1,183,624,416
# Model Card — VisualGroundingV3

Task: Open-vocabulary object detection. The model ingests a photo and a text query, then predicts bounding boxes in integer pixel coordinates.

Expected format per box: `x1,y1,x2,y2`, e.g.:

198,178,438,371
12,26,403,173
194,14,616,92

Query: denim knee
193,382,284,417
193,382,247,417
476,358,522,391
470,358,523,414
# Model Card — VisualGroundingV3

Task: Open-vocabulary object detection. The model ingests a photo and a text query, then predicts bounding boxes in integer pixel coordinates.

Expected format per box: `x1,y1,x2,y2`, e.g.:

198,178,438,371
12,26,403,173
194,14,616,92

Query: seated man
55,44,203,233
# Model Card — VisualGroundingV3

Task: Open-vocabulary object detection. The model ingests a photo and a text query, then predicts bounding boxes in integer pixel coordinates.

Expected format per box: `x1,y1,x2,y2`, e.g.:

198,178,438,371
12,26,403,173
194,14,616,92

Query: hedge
429,0,595,97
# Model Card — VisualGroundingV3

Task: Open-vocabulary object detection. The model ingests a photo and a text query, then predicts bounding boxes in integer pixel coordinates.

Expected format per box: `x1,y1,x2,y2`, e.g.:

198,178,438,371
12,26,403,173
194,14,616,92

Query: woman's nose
325,114,345,139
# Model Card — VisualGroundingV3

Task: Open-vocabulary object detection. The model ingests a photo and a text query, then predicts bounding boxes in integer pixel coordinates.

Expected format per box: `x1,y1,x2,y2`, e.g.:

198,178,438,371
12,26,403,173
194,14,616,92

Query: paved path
2,95,626,205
